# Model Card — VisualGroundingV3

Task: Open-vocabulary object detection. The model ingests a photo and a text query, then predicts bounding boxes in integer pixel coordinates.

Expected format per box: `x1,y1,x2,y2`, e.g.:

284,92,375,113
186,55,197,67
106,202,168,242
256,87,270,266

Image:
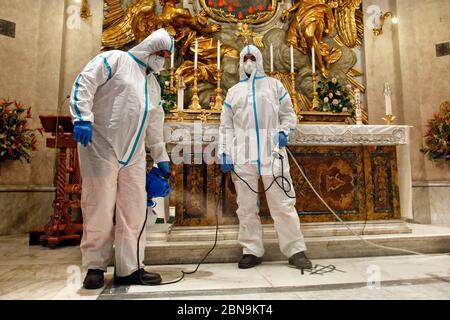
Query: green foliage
0,99,42,163
421,102,450,160
317,77,353,113
156,73,176,114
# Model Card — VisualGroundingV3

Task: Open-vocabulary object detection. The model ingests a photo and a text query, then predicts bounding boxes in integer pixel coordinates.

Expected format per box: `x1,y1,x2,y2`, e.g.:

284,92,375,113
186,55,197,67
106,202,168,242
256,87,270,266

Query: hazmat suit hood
128,28,174,68
239,44,266,81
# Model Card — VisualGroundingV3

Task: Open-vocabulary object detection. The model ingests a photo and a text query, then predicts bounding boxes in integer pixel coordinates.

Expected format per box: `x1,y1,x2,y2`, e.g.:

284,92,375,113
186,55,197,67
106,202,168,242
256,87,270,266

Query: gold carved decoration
102,0,154,48
102,0,367,123
80,0,92,19
330,0,363,47
233,22,264,47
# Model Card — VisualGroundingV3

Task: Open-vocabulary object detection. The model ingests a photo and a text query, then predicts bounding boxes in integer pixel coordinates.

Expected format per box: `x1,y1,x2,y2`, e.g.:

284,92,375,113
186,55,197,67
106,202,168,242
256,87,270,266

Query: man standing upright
218,45,312,270
69,28,173,289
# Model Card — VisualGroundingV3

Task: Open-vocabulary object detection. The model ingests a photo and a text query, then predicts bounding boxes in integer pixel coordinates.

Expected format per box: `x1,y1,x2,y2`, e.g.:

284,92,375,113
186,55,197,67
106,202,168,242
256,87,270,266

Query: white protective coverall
69,28,173,276
218,45,307,258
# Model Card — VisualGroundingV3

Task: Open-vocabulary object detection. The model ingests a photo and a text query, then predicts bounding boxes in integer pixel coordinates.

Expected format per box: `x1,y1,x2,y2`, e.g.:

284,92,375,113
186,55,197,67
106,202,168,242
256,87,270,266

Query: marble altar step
143,223,450,265
165,220,412,242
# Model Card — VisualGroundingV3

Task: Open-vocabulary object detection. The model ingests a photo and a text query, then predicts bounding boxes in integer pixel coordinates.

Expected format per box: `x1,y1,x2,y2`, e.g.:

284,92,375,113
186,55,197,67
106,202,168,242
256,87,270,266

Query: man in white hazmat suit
69,28,174,289
218,45,312,270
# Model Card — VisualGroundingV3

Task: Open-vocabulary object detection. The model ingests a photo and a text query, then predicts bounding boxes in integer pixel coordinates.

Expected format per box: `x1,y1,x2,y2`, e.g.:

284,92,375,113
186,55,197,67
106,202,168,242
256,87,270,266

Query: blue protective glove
146,167,171,206
220,153,234,173
276,131,288,147
157,161,171,178
73,121,92,147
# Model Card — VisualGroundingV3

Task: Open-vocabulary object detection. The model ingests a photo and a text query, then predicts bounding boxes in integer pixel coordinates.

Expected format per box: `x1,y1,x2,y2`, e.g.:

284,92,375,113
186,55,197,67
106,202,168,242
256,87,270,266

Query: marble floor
0,234,449,300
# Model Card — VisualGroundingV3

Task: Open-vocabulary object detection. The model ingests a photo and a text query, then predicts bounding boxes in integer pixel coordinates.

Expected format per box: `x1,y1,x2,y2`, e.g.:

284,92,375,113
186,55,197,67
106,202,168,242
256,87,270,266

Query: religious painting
199,0,278,24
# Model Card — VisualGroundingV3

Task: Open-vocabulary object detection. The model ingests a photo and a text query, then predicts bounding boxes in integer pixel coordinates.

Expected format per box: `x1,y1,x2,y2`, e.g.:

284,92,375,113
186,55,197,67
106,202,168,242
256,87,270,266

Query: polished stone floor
0,234,449,300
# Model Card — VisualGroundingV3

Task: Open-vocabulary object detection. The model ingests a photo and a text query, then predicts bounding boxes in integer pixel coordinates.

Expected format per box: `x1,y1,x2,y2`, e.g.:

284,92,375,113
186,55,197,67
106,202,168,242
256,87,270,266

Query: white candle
290,45,294,73
194,39,198,70
170,47,174,69
385,94,392,115
384,82,392,115
270,43,274,73
355,89,361,104
312,47,316,74
217,40,221,70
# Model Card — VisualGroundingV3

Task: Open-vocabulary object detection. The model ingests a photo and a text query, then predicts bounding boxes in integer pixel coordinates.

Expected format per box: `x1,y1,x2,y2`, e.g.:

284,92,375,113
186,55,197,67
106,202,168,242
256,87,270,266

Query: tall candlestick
217,40,221,70
270,43,274,73
213,69,223,111
188,68,201,110
290,45,294,73
177,76,185,112
312,46,316,74
194,39,198,70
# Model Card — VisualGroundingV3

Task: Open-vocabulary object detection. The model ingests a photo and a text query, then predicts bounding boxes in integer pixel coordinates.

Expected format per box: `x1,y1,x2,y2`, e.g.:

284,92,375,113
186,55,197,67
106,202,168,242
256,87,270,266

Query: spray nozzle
272,145,284,160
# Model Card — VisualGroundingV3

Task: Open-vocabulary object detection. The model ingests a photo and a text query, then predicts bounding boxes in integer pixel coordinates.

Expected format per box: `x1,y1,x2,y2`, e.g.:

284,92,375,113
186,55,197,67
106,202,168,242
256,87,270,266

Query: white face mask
147,54,166,72
243,60,256,75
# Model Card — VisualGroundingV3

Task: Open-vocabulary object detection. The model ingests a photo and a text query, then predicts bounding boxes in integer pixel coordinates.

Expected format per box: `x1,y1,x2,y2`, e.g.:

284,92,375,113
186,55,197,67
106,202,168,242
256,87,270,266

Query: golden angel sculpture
102,0,239,86
281,0,362,78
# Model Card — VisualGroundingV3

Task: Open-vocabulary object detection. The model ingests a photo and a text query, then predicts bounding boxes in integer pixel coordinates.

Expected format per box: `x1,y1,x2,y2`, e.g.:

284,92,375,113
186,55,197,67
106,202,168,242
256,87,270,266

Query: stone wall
363,0,450,226
0,0,103,235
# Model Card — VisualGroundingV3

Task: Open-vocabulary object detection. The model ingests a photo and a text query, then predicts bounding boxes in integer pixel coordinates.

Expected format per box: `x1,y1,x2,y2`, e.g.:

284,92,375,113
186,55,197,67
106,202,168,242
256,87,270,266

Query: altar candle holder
382,114,396,125
169,67,176,93
212,69,223,112
311,72,319,110
188,68,202,111
168,77,185,121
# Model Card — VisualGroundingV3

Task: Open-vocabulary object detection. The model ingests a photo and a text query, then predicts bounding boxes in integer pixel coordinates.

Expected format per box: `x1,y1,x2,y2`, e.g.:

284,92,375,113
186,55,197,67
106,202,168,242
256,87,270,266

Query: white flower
328,92,333,98
331,77,337,84
346,84,352,89
324,97,329,103
336,91,341,96
165,81,170,86
332,99,339,106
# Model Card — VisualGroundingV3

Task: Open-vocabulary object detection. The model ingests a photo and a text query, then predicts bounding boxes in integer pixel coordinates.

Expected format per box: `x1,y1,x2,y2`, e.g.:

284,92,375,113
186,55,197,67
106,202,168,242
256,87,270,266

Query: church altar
164,123,412,227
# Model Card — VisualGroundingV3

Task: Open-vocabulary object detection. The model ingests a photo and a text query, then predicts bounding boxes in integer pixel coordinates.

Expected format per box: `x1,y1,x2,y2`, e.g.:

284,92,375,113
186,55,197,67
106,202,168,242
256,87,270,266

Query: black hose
133,175,224,286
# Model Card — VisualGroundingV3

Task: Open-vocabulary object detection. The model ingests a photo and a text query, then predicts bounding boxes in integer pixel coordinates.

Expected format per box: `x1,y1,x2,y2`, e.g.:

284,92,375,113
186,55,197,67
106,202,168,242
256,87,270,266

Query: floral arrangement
421,101,450,160
0,99,42,163
156,73,176,114
317,77,353,113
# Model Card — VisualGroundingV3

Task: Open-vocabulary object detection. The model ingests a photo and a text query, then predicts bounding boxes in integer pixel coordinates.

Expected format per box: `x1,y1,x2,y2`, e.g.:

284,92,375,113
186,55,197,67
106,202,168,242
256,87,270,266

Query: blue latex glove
276,131,288,147
73,121,92,147
220,153,234,173
146,167,171,200
157,161,171,178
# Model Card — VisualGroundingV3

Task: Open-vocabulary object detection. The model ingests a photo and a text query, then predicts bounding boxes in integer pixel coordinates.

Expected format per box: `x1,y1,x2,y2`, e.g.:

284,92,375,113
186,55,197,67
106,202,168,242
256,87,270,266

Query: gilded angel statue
102,0,239,87
281,0,362,78
155,3,239,86
281,0,341,78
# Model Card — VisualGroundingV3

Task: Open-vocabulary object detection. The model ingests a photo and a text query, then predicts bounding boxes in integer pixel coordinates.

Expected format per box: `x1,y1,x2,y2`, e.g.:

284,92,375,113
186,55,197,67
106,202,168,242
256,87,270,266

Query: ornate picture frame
199,0,280,24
